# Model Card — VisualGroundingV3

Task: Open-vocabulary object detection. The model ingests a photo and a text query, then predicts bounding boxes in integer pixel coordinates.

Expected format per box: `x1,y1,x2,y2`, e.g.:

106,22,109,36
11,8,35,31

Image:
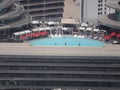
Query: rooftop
0,43,120,56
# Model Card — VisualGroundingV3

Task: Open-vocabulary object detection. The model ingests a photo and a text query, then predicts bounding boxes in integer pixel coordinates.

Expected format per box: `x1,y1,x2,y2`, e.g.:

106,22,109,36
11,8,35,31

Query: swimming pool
30,36,105,47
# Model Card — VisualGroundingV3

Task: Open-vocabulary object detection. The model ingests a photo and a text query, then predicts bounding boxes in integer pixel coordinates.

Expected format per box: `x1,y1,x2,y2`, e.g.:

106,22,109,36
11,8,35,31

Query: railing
30,11,63,17
21,0,64,6
26,6,64,12
0,0,14,9
0,4,24,20
107,13,117,21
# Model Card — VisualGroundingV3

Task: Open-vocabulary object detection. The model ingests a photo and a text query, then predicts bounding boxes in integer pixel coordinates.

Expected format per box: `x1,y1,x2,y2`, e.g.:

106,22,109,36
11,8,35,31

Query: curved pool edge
29,36,105,47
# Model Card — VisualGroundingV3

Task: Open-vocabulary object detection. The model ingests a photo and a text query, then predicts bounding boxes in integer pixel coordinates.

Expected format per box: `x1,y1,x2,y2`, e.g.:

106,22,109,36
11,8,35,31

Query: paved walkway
0,42,120,56
63,0,80,21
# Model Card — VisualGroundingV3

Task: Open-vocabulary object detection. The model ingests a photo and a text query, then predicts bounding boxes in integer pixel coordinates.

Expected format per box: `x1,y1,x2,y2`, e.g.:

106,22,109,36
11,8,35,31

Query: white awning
79,27,85,30
100,29,107,32
13,30,31,35
24,30,31,33
38,28,44,31
86,28,92,31
62,27,68,30
31,20,39,24
32,28,39,32
81,23,88,27
13,32,20,36
45,27,51,30
19,31,25,35
47,21,59,25
93,29,99,32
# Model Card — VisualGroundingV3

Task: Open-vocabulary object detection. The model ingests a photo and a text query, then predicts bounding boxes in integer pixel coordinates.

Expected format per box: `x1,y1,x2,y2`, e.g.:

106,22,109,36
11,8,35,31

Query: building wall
0,55,120,90
79,0,115,23
62,0,80,22
0,0,31,39
98,0,120,30
18,0,65,21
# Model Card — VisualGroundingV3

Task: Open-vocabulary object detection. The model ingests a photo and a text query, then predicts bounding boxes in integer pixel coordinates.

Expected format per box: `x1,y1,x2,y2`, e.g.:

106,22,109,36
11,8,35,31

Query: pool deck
0,42,120,56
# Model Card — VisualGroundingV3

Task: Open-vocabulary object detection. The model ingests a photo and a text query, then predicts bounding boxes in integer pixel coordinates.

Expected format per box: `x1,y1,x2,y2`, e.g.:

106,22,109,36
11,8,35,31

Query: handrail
0,4,24,20
0,14,32,30
0,0,14,9
22,0,64,6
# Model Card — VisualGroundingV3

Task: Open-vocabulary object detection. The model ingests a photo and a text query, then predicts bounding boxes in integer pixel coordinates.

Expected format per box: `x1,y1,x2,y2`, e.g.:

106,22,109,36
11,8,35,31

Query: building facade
18,0,65,21
0,55,120,90
79,0,115,23
98,0,120,31
0,0,32,40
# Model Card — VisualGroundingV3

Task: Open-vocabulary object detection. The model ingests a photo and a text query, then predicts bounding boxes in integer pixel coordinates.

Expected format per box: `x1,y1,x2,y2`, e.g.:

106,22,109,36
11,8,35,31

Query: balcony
25,6,64,12
30,11,63,17
0,4,24,20
21,0,64,6
106,0,120,10
0,14,32,30
98,13,120,29
0,0,14,9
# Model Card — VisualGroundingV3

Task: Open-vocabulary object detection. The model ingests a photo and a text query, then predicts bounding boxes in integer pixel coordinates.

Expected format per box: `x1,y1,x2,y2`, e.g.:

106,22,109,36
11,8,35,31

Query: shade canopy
32,28,39,32
45,27,51,30
110,32,117,36
13,30,31,36
79,27,85,30
104,35,111,40
24,30,31,34
86,28,92,31
62,27,68,30
31,20,39,24
81,23,88,27
47,21,59,25
116,34,120,38
93,29,99,32
38,28,44,31
13,32,20,35
19,31,26,35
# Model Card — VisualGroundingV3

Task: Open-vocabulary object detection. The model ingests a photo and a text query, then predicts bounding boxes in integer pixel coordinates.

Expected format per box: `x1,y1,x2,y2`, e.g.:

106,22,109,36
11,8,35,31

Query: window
98,0,103,3
104,11,106,14
104,7,106,10
98,4,103,7
98,8,102,11
98,12,102,15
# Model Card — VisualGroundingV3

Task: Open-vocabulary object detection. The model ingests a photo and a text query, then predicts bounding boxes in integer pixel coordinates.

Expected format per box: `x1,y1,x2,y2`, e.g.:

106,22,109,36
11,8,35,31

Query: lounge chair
58,34,62,37
73,34,77,37
50,34,54,38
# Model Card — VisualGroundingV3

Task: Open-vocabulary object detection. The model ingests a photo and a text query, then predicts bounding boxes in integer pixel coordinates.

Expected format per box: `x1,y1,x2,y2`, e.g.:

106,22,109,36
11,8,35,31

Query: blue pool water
30,36,105,47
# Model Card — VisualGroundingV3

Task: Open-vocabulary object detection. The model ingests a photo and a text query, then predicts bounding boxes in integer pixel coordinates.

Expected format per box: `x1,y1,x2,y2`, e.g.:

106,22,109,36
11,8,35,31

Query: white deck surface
0,42,120,56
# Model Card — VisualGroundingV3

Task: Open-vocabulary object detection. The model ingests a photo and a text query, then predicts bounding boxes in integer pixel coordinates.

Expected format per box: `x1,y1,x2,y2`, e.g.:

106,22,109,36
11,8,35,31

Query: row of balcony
19,0,64,6
98,0,120,29
0,56,119,64
0,81,119,89
0,0,14,10
98,13,120,29
30,11,63,17
0,73,120,80
0,3,24,20
24,5,64,12
0,0,31,30
0,56,120,89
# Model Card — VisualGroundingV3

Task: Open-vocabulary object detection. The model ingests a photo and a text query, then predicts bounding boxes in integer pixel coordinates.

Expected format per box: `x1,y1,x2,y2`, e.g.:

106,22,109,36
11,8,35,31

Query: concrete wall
79,0,115,23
